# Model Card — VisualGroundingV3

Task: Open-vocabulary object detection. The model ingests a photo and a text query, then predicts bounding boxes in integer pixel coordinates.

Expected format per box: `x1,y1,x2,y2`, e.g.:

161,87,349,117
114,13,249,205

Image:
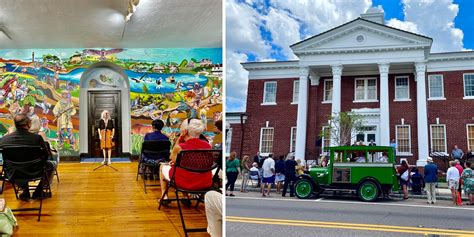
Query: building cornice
241,61,299,70
428,51,474,62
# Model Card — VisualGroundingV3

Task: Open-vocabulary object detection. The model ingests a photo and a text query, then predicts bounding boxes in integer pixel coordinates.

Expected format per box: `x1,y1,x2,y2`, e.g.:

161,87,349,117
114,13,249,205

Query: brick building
226,8,474,167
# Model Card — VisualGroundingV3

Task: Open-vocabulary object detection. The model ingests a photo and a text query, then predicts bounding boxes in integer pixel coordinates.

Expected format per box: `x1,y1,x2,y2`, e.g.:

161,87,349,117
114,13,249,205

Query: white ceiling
0,0,222,48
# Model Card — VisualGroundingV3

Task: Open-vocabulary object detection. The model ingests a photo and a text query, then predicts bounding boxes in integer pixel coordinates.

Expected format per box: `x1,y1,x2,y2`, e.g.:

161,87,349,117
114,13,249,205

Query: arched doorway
78,62,131,158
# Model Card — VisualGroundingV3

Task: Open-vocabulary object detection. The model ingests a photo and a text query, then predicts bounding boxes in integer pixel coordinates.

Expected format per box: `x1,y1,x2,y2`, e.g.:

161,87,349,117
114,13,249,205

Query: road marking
227,196,474,211
227,216,473,236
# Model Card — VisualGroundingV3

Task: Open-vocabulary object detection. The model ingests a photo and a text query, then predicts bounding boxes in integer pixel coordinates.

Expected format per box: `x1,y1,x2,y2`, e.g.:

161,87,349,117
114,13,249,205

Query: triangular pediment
291,18,432,54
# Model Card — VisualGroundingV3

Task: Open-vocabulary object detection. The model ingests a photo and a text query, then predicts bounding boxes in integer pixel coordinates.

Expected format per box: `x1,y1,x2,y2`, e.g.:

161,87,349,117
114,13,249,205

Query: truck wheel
358,180,379,202
295,179,313,199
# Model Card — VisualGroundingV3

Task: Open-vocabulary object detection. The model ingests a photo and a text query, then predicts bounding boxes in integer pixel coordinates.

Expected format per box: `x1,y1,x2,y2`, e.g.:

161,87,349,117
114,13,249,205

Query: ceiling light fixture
124,0,140,22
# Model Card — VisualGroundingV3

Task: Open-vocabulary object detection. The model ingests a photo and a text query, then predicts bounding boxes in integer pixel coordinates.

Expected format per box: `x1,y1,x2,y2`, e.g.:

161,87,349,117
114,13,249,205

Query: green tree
321,111,364,147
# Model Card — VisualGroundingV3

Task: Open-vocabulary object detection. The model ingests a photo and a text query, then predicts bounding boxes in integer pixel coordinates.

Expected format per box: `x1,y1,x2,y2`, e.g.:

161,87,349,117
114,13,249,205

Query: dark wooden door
88,91,121,158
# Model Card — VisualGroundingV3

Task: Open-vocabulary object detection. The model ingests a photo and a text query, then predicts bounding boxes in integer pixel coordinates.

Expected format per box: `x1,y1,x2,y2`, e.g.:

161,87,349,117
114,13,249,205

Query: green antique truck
294,146,399,202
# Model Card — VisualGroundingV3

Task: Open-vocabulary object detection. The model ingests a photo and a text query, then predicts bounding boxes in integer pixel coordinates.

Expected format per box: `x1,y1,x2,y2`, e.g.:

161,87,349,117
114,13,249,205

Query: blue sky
226,0,474,112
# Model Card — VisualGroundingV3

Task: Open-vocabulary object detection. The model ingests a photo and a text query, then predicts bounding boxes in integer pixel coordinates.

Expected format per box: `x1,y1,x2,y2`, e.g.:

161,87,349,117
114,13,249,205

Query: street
226,192,474,237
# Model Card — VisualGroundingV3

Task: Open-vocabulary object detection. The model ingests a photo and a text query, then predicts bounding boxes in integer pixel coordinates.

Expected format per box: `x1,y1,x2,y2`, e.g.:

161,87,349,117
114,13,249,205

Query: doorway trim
79,62,131,158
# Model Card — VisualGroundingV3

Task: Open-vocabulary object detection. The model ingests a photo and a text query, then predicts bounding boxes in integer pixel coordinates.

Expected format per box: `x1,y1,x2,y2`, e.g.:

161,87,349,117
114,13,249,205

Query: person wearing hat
424,157,438,204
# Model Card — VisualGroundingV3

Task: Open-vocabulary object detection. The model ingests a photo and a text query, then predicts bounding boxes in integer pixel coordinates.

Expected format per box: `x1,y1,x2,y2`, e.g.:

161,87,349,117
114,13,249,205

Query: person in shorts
447,160,460,205
274,155,286,194
261,154,275,197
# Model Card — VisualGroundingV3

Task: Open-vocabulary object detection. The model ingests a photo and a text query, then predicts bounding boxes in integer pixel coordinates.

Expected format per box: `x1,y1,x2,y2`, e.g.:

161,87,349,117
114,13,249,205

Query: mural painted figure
53,90,76,148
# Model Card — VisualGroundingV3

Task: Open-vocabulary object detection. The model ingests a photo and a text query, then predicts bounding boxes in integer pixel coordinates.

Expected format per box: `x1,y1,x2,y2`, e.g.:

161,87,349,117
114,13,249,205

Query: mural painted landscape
0,48,222,156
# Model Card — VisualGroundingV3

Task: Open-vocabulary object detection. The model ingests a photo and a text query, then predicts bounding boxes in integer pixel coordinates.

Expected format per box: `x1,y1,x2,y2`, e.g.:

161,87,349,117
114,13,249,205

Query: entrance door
88,91,121,158
354,126,377,145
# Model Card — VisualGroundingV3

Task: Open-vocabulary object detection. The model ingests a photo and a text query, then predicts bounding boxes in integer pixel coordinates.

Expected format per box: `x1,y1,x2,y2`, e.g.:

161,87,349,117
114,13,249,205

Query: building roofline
290,17,432,49
241,60,299,71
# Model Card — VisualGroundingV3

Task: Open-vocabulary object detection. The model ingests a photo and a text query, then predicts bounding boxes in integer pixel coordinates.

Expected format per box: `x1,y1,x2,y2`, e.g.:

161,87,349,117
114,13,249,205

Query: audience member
451,145,464,161
30,116,59,185
461,162,473,205
261,154,275,197
159,119,212,206
410,167,424,195
424,157,438,204
274,155,285,194
376,152,388,163
282,154,297,197
455,160,464,200
204,191,222,237
240,155,251,193
225,152,240,196
0,114,51,201
397,160,410,199
141,119,170,173
447,160,460,205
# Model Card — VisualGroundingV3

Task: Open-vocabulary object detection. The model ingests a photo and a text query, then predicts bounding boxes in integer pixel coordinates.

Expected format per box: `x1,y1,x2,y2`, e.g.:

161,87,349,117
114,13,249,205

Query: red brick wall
243,78,298,157
229,123,243,157
240,70,474,164
427,70,474,154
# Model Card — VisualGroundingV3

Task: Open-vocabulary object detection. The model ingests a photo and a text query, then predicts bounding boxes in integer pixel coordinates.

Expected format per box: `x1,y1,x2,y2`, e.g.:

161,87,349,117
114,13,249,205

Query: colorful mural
0,48,223,156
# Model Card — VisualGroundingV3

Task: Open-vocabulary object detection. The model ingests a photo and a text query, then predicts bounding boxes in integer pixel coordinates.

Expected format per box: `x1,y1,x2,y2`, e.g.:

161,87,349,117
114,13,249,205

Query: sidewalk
232,178,469,201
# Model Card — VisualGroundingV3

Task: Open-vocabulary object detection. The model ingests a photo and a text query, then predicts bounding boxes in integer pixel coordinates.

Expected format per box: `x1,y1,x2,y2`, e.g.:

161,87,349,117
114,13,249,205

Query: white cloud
225,52,249,112
271,0,372,37
264,7,301,59
400,0,464,52
387,18,419,34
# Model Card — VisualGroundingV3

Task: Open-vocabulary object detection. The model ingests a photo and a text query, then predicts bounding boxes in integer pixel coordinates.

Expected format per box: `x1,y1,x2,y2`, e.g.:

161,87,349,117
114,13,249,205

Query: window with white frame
260,127,274,154
292,81,299,103
430,124,446,153
263,81,277,104
464,74,474,97
225,128,232,156
290,127,297,152
467,125,474,151
428,74,444,98
396,125,411,155
323,80,333,101
395,76,410,100
354,78,377,101
321,126,330,154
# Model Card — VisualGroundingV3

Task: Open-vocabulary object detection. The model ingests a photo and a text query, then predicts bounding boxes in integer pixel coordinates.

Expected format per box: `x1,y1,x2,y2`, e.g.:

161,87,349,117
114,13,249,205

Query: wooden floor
1,162,210,236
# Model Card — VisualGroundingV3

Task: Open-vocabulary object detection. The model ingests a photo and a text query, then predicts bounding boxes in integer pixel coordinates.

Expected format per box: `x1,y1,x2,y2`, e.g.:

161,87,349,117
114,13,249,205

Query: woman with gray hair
159,118,212,206
98,110,114,165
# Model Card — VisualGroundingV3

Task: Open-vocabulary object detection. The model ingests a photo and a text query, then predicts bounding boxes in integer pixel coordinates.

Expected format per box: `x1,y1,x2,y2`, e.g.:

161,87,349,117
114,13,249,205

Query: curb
237,187,469,201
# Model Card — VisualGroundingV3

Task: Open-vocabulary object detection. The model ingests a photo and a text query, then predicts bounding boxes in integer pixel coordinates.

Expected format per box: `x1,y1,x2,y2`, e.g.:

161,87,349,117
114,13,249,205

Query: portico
292,13,432,166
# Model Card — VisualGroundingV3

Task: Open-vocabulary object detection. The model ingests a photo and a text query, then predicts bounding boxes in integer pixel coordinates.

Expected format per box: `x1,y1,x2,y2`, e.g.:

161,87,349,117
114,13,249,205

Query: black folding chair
136,140,171,193
1,146,51,222
158,149,221,237
45,142,59,183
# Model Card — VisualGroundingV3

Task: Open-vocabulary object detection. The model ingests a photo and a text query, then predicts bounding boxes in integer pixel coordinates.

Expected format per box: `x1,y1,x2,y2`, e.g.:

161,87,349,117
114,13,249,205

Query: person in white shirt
249,163,260,182
204,191,222,237
261,154,275,197
356,156,366,163
447,160,461,205
376,152,389,163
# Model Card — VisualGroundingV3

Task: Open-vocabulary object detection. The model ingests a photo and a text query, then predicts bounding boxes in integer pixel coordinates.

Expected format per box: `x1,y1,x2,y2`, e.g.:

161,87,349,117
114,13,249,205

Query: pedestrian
424,157,438,204
447,160,460,205
397,160,410,199
225,152,240,197
253,151,264,187
455,160,464,201
274,155,286,194
261,154,275,197
282,154,297,197
240,155,251,193
451,145,464,161
390,139,397,150
461,162,474,205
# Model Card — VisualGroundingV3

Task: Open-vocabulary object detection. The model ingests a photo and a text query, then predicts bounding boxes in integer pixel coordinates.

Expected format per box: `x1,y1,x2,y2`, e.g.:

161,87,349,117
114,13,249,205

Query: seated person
249,162,259,180
0,114,51,201
30,116,59,185
376,152,389,163
410,167,424,195
356,155,366,163
159,118,212,205
142,119,170,165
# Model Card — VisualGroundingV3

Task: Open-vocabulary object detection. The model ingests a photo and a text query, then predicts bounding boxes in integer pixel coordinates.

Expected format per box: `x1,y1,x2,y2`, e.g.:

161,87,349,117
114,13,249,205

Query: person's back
447,166,460,180
285,159,297,175
0,126,46,162
275,159,285,175
144,131,169,141
142,120,170,163
262,157,275,178
424,163,438,183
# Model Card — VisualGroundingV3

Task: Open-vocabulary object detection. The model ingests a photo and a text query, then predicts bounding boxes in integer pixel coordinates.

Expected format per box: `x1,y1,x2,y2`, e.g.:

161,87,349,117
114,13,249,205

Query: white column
415,62,429,166
378,63,390,146
330,64,343,146
295,67,309,162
